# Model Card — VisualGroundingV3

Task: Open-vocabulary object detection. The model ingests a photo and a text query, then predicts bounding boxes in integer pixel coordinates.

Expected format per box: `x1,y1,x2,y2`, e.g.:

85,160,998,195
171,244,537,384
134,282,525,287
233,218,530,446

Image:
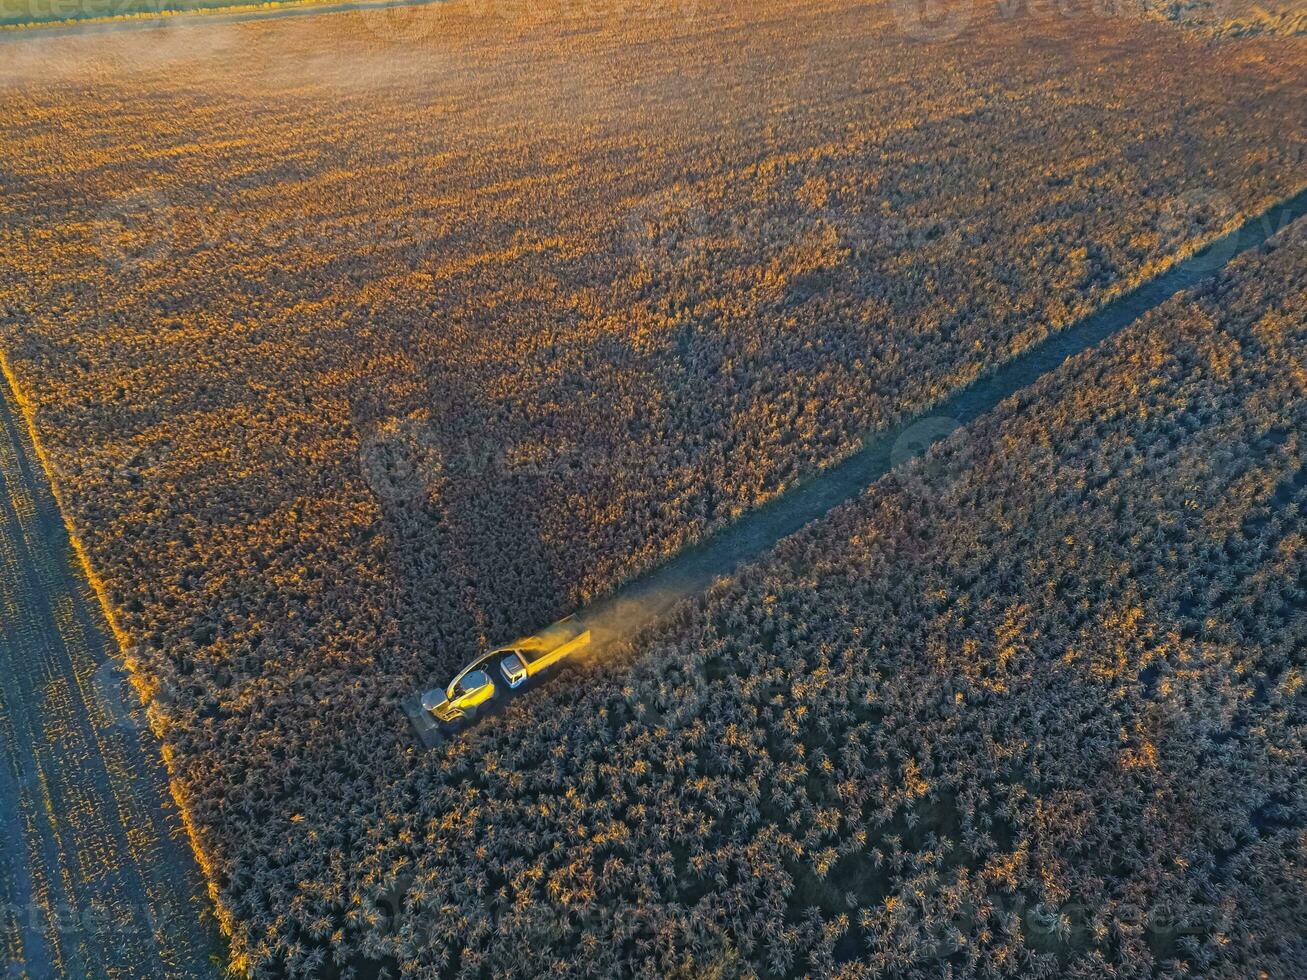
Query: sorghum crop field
0,0,1302,975
379,214,1307,979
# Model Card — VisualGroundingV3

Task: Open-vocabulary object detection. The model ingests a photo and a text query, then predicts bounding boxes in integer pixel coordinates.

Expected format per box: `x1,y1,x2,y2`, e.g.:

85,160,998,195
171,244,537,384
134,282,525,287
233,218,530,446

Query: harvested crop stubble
360,217,1307,978
0,0,1304,974
0,362,220,978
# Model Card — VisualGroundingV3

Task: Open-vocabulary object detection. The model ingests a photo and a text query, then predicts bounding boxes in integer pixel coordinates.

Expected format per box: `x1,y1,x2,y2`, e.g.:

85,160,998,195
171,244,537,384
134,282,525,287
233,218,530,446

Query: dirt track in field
559,187,1307,661
0,372,219,979
409,185,1307,739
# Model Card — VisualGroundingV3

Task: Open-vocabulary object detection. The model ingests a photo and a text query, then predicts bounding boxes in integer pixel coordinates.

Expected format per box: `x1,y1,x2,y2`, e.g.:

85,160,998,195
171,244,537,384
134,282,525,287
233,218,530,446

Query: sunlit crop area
0,0,241,27
0,0,1303,975
4,0,1304,34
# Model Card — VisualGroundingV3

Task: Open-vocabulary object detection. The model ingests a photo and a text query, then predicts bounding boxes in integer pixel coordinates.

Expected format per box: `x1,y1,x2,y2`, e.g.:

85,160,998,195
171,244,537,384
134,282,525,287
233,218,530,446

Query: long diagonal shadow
363,362,574,743
405,185,1307,743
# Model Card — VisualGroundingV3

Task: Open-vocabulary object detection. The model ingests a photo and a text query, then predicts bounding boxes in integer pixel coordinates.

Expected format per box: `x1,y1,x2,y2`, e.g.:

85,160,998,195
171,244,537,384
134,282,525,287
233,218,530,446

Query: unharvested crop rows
0,0,1303,975
350,216,1307,979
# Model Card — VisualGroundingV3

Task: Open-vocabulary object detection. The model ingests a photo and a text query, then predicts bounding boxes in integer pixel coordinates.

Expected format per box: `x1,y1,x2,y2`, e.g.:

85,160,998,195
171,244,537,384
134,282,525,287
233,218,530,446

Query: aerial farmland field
0,0,1303,976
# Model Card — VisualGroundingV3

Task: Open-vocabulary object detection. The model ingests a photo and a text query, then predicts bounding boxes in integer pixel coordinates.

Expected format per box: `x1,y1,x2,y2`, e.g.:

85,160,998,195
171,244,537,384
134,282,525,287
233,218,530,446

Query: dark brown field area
0,0,1304,976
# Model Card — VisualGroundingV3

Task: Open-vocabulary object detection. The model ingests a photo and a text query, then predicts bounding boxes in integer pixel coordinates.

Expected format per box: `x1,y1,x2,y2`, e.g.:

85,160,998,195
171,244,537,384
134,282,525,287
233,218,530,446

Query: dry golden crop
0,0,1303,975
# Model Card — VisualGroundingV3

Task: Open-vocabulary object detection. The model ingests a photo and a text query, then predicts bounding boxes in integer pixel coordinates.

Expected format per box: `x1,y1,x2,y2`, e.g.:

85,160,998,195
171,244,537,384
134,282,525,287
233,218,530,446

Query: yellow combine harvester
419,616,592,732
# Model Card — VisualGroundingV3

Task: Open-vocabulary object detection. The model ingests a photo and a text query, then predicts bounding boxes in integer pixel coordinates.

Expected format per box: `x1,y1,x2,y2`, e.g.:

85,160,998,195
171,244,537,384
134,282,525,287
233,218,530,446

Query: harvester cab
417,616,592,733
423,663,497,725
